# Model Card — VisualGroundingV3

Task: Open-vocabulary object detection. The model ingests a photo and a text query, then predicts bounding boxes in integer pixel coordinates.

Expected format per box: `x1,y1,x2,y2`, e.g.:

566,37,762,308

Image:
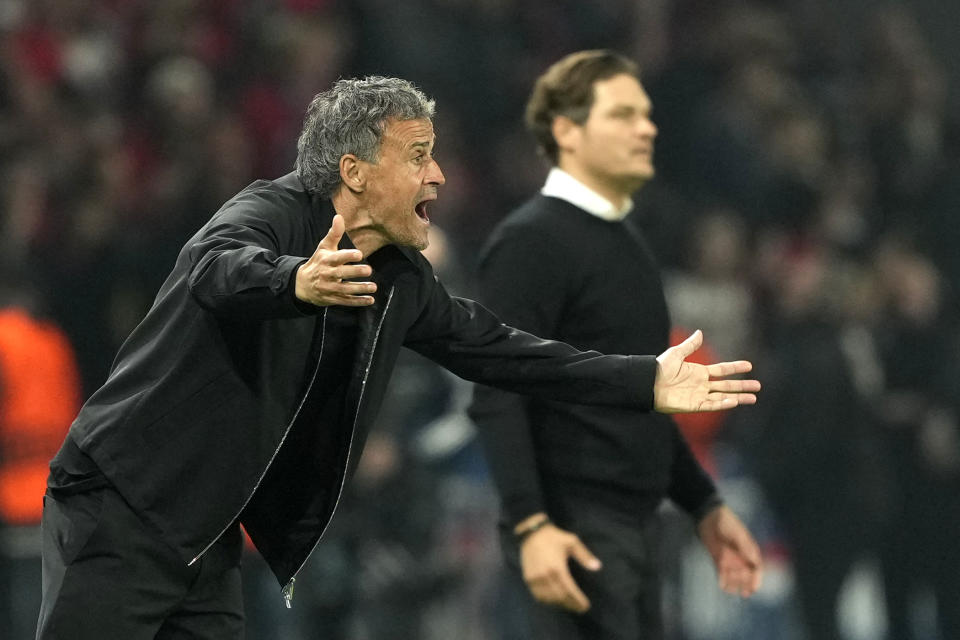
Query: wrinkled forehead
380,117,435,150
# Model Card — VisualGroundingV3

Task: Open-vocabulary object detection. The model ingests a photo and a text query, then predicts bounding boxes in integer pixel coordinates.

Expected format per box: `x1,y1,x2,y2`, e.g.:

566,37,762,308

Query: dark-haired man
470,51,763,639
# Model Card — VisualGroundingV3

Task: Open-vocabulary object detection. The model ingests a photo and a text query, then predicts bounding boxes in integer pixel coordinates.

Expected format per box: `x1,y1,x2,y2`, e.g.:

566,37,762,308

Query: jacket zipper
281,286,395,607
282,577,295,608
188,309,330,568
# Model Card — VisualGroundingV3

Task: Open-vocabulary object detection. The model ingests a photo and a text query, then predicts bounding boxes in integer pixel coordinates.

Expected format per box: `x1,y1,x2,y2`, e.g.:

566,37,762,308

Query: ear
551,116,581,155
339,154,365,193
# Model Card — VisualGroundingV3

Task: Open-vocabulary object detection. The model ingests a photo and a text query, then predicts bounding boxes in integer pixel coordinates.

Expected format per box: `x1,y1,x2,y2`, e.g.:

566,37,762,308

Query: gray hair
295,76,436,196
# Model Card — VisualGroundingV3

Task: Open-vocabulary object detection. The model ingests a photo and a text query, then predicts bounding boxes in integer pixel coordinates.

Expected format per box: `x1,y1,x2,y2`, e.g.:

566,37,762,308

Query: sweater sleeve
465,227,571,525
666,427,722,521
468,389,545,524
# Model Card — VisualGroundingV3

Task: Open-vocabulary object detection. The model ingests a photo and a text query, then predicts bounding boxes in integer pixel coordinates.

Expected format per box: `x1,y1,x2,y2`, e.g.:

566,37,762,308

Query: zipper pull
282,578,296,608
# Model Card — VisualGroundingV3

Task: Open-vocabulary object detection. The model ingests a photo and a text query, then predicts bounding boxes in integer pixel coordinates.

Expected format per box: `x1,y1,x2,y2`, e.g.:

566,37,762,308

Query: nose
427,157,445,186
642,118,658,139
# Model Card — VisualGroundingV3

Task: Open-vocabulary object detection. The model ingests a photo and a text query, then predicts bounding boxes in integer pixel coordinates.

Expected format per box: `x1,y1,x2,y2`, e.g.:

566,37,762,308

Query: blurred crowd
2,0,959,638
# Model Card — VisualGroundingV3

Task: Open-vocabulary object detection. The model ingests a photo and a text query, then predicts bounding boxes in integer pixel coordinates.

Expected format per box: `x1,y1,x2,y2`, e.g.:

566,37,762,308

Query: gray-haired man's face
358,118,445,250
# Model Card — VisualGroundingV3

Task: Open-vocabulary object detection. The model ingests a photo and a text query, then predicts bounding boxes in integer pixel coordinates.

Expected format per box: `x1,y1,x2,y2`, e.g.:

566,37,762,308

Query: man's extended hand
519,520,601,614
697,505,763,597
295,214,377,307
654,330,760,413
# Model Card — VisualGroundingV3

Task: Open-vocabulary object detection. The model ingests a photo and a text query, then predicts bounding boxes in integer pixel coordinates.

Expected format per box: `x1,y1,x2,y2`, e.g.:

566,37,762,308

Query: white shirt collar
540,167,633,221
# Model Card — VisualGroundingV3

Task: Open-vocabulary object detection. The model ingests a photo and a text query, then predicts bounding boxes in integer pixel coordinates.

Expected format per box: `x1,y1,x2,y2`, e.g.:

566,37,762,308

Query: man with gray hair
37,76,760,639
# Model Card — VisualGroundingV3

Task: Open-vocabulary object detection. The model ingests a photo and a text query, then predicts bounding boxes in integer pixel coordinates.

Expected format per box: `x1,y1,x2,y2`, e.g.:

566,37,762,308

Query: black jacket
65,173,657,586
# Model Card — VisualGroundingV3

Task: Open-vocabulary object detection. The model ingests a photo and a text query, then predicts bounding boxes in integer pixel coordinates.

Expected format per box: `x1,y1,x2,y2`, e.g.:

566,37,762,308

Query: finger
717,550,760,597
750,565,763,593
723,393,757,405
531,583,558,607
718,569,730,593
672,329,704,360
322,248,366,267
336,281,377,295
529,576,566,609
317,214,346,252
704,360,753,377
554,570,590,613
710,393,758,407
696,395,753,412
727,569,745,595
327,294,376,307
708,379,762,393
738,537,762,569
329,263,374,280
730,529,763,570
330,282,377,298
738,568,761,596
725,570,749,596
570,540,602,572
719,565,746,595
736,568,760,597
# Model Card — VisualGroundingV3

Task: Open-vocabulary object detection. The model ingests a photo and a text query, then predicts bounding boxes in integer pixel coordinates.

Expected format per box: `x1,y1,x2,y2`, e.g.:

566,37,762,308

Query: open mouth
415,200,430,222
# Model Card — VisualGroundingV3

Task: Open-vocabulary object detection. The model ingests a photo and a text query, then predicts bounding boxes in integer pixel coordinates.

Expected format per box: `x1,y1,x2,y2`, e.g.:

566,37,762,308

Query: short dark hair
525,50,639,164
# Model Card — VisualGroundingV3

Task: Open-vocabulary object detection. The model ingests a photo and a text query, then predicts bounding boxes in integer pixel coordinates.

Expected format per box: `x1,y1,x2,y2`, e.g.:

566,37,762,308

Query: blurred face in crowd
555,73,657,203
356,117,445,251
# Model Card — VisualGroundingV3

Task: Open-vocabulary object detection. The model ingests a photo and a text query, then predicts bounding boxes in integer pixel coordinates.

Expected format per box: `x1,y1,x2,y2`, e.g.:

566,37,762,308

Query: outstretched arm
407,268,760,413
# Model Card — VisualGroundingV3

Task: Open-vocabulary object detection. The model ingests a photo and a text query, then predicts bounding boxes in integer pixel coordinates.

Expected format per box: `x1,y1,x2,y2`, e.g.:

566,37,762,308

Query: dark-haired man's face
360,118,445,250
568,74,657,196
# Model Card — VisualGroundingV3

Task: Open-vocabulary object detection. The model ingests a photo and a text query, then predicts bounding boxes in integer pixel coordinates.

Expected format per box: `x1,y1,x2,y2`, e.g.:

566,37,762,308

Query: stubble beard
385,220,429,251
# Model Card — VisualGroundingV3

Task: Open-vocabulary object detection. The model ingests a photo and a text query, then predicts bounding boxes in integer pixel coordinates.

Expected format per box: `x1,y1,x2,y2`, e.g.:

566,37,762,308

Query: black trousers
36,484,244,640
502,498,664,640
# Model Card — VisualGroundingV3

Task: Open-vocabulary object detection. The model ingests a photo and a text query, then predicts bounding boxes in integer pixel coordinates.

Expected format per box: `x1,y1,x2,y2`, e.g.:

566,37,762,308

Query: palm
653,330,760,413
655,360,711,412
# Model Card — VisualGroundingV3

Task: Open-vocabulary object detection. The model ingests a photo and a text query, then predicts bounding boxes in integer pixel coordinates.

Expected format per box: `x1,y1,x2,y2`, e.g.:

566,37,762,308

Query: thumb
722,516,762,568
569,539,602,572
734,531,763,569
318,214,345,252
672,329,703,360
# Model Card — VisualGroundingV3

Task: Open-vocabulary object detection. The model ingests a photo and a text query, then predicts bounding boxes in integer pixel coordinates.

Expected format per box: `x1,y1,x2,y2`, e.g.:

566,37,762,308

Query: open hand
654,330,760,413
295,214,377,307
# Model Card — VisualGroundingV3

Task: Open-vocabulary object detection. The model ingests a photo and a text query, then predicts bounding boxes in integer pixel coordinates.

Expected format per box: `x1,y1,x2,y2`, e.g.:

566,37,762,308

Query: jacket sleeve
185,192,313,320
403,273,657,409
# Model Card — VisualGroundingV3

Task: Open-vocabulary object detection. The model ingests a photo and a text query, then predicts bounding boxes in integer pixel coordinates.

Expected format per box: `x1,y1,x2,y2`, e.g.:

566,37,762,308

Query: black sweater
470,195,718,526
